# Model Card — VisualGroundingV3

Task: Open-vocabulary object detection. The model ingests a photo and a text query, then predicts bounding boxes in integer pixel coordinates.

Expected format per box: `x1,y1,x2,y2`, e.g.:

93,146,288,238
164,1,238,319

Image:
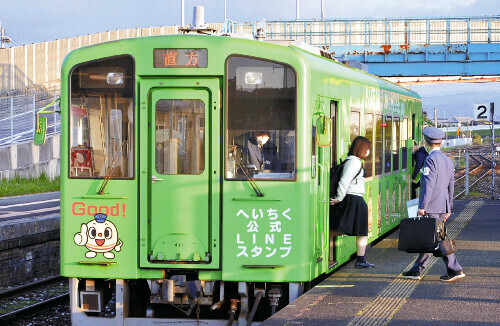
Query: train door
328,100,338,268
313,97,333,268
139,78,220,269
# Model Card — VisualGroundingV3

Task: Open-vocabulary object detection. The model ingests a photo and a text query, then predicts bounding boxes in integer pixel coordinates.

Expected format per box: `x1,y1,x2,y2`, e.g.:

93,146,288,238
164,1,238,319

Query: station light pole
181,0,185,27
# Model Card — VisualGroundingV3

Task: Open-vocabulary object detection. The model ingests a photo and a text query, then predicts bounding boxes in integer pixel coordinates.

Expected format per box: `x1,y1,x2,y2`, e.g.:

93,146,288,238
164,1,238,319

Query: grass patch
0,173,60,197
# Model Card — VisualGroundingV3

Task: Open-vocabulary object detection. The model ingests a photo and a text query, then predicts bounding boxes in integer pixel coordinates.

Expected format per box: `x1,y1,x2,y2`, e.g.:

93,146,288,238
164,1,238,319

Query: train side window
393,117,400,173
155,100,205,175
225,56,296,180
384,115,392,174
69,55,134,179
364,112,374,178
402,118,408,171
411,113,416,140
350,110,360,142
375,114,383,175
331,101,338,165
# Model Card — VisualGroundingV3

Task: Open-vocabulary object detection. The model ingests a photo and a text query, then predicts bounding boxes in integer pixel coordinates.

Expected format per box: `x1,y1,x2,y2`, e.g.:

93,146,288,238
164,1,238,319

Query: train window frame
68,54,136,180
364,110,374,179
224,54,298,181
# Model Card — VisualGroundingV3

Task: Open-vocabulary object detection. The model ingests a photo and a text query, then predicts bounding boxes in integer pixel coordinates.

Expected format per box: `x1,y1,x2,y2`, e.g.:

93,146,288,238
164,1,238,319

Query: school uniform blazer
418,149,454,214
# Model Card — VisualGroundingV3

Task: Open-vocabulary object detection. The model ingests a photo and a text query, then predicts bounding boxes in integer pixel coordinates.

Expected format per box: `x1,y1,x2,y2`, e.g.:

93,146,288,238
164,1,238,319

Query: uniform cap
94,213,107,223
422,127,445,144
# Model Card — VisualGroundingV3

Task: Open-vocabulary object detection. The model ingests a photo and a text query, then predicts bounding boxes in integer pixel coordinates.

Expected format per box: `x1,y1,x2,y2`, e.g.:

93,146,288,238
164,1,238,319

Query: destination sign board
153,49,207,68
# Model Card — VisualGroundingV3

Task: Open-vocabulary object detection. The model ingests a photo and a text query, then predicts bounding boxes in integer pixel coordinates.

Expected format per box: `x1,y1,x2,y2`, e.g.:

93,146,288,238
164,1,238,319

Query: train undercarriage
69,276,307,325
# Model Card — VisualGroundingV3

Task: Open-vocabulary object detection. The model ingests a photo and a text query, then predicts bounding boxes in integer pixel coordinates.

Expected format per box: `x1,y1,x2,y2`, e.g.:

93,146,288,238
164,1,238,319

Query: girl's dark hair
348,136,371,159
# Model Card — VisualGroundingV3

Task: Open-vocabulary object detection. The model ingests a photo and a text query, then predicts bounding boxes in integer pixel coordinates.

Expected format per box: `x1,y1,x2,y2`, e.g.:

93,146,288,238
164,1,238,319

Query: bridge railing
226,16,500,48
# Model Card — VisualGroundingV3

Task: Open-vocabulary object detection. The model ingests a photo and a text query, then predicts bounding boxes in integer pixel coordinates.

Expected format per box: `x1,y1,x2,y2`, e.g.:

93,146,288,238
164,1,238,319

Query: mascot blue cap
94,213,107,223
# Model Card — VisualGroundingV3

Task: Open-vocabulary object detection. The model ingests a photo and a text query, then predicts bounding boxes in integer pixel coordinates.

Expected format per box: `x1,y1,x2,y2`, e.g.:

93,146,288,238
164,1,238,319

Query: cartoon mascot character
74,213,123,259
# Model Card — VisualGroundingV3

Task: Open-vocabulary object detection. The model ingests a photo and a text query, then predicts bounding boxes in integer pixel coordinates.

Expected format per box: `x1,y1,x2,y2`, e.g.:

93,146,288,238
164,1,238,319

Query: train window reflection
226,56,296,180
69,56,134,179
155,100,205,175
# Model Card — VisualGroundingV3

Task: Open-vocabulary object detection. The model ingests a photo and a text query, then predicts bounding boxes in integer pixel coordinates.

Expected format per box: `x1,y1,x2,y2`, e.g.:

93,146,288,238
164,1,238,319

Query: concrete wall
0,215,60,287
0,134,60,179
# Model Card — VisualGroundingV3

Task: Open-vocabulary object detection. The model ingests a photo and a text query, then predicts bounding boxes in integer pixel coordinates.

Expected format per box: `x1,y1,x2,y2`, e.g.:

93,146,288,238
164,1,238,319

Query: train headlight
107,72,124,85
245,72,263,85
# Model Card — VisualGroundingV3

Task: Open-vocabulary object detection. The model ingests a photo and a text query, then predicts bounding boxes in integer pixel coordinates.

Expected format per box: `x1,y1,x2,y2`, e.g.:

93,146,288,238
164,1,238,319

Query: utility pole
181,0,185,27
0,21,12,49
224,0,227,22
321,0,324,20
434,108,437,127
296,0,300,20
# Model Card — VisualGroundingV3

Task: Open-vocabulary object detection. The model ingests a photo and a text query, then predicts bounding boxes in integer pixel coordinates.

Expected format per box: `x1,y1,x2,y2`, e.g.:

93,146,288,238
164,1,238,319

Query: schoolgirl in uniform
330,136,374,268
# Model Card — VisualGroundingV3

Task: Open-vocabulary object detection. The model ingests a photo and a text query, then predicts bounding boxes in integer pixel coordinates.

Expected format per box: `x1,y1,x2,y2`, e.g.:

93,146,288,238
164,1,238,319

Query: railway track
0,276,69,325
453,153,497,199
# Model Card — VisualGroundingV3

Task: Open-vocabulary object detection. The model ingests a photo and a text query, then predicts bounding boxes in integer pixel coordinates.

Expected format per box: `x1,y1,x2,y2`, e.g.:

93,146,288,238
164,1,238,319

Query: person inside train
411,141,429,199
243,131,282,172
330,136,375,268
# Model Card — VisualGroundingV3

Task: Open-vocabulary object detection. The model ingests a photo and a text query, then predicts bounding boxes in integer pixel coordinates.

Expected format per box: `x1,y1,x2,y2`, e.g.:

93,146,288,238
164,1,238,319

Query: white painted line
0,198,60,210
0,206,60,219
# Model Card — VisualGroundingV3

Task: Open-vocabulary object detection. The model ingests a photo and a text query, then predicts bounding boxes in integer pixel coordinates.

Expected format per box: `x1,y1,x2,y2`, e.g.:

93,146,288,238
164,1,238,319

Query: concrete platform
264,200,500,326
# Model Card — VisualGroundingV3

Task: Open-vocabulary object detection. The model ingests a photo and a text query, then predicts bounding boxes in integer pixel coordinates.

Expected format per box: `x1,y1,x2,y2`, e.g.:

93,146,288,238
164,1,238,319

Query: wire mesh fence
0,91,60,147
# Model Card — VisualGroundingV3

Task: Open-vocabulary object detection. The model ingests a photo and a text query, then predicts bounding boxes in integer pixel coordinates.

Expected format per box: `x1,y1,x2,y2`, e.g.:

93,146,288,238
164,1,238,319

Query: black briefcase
398,216,445,253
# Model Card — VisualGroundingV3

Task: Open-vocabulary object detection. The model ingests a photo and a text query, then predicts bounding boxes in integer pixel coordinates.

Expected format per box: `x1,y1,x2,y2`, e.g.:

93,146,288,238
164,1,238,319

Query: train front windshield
68,56,134,179
225,56,296,181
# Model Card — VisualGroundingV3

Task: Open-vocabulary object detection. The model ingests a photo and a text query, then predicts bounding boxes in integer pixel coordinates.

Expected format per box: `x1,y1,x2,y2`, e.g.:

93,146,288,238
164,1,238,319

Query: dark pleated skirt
329,194,368,236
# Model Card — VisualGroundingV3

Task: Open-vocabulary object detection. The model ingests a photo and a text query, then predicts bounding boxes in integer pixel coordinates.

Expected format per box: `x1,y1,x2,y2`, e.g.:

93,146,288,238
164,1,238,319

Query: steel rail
454,155,482,183
0,293,69,323
0,275,64,298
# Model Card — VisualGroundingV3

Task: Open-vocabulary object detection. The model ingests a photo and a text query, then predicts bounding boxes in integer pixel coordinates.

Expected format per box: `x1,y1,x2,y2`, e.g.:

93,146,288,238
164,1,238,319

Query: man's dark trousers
408,213,462,274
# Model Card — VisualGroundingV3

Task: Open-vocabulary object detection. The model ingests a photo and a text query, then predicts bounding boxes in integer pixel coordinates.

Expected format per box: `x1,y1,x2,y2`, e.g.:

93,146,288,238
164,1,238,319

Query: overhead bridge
226,16,500,77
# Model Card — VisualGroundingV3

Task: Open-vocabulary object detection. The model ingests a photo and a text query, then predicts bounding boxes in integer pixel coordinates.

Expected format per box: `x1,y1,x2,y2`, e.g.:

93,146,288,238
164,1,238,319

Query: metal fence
226,16,500,48
0,91,60,147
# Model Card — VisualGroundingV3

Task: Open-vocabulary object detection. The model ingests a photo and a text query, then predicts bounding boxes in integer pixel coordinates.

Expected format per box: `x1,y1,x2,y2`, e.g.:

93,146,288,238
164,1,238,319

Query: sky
2,0,499,45
1,0,499,119
410,82,500,120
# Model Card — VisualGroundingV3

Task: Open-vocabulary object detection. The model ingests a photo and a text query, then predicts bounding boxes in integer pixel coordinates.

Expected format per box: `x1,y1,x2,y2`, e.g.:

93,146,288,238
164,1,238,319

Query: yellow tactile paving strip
347,201,483,326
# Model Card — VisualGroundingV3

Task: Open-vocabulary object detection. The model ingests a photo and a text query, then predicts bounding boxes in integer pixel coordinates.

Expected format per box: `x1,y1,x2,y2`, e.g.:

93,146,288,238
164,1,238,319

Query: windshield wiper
97,142,124,195
232,149,264,197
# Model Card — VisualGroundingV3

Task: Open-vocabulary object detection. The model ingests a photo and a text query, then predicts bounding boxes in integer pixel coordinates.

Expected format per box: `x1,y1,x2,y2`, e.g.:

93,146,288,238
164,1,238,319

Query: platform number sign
474,103,492,121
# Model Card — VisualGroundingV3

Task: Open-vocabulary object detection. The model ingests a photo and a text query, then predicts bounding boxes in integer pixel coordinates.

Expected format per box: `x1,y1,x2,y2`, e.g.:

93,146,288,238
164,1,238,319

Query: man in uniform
402,127,466,282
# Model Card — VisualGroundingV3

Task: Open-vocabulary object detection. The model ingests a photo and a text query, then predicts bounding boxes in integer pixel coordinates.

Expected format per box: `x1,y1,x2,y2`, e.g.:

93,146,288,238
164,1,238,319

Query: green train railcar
55,34,422,324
